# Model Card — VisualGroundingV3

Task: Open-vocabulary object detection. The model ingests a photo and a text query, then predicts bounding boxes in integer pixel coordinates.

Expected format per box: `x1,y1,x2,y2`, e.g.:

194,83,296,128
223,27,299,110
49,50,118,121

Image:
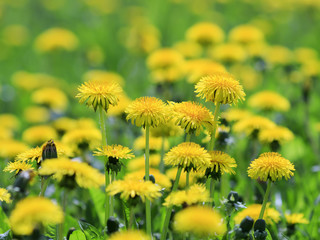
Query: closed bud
42,139,57,162
240,216,254,233
107,216,119,235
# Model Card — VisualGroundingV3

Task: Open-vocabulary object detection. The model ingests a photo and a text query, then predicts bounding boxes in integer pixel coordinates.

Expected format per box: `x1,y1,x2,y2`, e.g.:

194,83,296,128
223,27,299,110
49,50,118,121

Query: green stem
259,180,272,219
99,106,110,225
159,135,165,173
185,133,191,142
161,166,183,240
210,178,215,206
186,171,190,190
110,172,115,217
57,190,67,240
145,125,152,237
209,103,221,151
39,177,49,197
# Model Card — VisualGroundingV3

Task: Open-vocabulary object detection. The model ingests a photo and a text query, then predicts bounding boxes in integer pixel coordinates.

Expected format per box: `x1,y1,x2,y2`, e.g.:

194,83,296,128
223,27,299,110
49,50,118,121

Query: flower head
164,142,211,171
195,73,245,105
259,126,294,145
94,144,134,159
0,188,12,203
206,151,237,179
128,154,161,171
210,43,247,63
0,140,29,159
38,158,104,188
149,118,184,138
76,80,122,112
233,116,275,136
169,101,215,136
83,70,125,86
229,25,264,44
234,204,280,225
9,197,64,235
164,184,211,206
106,179,161,202
0,114,20,131
248,91,290,112
285,213,309,225
186,22,225,46
221,108,252,122
31,87,68,111
24,106,50,124
265,45,292,65
125,97,168,128
22,125,58,145
109,230,150,240
174,206,226,236
248,152,295,182
173,41,202,58
4,161,34,174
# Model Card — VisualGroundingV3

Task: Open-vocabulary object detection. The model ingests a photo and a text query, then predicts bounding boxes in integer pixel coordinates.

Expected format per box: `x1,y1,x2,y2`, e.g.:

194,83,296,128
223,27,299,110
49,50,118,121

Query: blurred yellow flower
186,22,225,46
294,47,318,64
34,28,78,52
195,72,246,105
0,114,20,131
233,116,275,136
9,197,64,235
128,154,161,171
0,140,29,159
285,213,309,225
11,72,60,91
22,125,57,146
221,108,252,122
83,70,125,86
0,127,13,140
210,43,247,63
23,106,50,124
106,179,161,202
174,206,226,236
94,144,135,159
0,188,12,203
234,204,280,225
125,97,168,128
230,64,262,91
39,158,105,188
265,45,292,65
134,135,169,151
259,126,294,145
229,25,264,44
166,168,196,188
248,91,290,112
248,152,295,181
31,87,68,112
52,117,77,134
2,24,29,46
107,93,132,117
173,41,202,58
108,230,150,240
149,118,184,138
86,45,105,66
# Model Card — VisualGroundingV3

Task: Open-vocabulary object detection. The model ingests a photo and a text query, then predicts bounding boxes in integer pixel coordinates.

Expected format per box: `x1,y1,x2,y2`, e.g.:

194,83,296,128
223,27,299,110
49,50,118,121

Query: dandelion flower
0,140,29,159
205,151,237,179
234,204,280,225
9,197,64,235
174,206,226,236
125,97,168,128
259,126,294,145
0,188,12,203
106,179,161,202
107,93,132,117
294,47,318,64
83,70,125,86
4,161,34,174
186,22,225,46
265,45,292,65
169,101,215,136
22,125,57,145
0,114,20,131
285,213,309,225
0,127,13,140
173,41,202,58
31,87,68,112
76,79,122,112
52,117,77,134
195,73,245,105
164,142,211,171
128,154,161,171
94,144,135,159
210,43,247,63
248,91,290,112
149,118,184,138
222,108,252,122
229,25,264,44
164,184,211,206
38,158,104,188
109,230,150,240
24,106,50,124
134,135,169,151
248,152,295,182
233,116,275,136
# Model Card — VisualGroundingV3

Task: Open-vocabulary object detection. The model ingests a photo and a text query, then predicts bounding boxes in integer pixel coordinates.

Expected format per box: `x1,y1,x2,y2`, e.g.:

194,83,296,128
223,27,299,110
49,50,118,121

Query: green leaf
0,207,10,233
0,230,11,240
78,219,101,240
88,188,105,225
69,230,86,240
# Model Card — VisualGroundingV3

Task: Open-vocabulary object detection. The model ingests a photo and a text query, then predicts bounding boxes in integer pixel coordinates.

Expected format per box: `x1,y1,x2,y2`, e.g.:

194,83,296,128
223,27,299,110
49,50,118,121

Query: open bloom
4,161,34,174
0,188,11,203
31,87,68,112
94,144,134,159
128,154,161,171
164,142,211,171
125,97,168,128
109,230,150,240
206,151,237,176
285,213,309,225
195,72,245,105
248,152,295,182
233,116,275,136
173,206,226,236
186,22,225,46
9,197,64,235
248,91,290,112
76,80,122,112
229,25,264,44
259,126,294,145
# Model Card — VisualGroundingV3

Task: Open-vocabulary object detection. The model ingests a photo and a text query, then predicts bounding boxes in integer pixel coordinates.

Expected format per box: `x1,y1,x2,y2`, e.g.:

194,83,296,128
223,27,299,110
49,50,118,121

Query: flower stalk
259,179,272,219
145,124,152,237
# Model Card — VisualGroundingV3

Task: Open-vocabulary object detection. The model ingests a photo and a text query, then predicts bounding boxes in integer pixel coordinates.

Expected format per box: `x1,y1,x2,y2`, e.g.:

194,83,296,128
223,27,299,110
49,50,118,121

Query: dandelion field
0,0,320,239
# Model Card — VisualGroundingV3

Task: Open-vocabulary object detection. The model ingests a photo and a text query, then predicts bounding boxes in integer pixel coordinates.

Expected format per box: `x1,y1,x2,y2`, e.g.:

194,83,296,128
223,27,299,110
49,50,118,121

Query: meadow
0,0,320,239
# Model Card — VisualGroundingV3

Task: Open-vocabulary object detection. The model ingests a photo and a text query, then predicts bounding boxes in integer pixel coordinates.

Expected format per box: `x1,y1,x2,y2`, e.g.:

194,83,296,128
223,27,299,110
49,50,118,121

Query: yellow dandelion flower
173,41,202,58
0,140,29,159
259,126,294,145
186,22,225,46
39,158,104,188
106,179,161,202
128,154,161,171
174,206,226,236
0,114,20,131
125,168,172,190
164,184,210,206
229,25,264,44
24,106,50,124
301,59,320,77
125,97,168,128
52,117,77,134
210,43,247,63
2,24,29,46
22,125,57,146
164,142,211,171
294,47,318,64
265,45,292,65
285,213,309,225
187,60,226,84
62,128,101,154
166,168,197,188
149,118,184,138
0,127,13,140
134,135,169,151
31,87,68,111
246,42,268,58
195,73,246,105
109,230,150,240
9,197,64,235
83,70,125,86
34,28,78,52
94,144,135,159
147,48,184,70
233,116,276,136
169,101,215,136
248,152,295,182
222,108,252,122
0,188,12,203
207,151,237,175
76,79,123,112
230,64,262,91
234,204,280,225
108,93,132,117
4,161,34,174
76,118,97,129
248,91,290,112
